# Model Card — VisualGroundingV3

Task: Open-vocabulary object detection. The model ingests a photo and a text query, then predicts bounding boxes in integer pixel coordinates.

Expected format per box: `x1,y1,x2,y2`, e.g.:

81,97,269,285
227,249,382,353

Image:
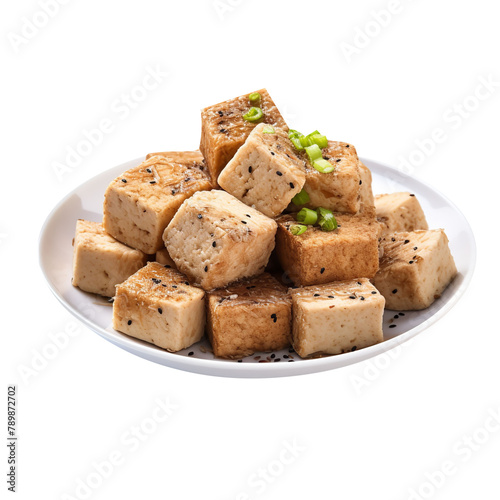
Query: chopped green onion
312,158,335,173
290,224,307,235
316,207,338,232
297,207,318,225
249,92,261,103
309,133,328,149
305,144,322,163
243,107,263,122
291,188,310,205
262,125,275,134
288,130,305,150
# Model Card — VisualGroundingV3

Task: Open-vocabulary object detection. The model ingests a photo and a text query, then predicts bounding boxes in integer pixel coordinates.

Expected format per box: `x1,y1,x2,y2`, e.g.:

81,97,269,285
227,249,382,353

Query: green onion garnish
316,207,338,232
312,158,335,173
290,224,307,235
262,125,275,134
305,144,322,163
243,107,263,122
308,133,328,149
291,188,310,205
249,92,261,103
288,130,305,150
297,207,318,225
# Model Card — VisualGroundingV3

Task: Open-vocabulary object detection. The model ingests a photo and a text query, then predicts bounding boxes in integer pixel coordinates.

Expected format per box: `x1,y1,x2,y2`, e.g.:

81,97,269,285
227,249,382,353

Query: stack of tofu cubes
72,89,457,360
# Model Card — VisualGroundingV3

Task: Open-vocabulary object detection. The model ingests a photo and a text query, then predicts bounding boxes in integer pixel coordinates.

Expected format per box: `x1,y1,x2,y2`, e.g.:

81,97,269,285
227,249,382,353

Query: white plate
39,157,476,378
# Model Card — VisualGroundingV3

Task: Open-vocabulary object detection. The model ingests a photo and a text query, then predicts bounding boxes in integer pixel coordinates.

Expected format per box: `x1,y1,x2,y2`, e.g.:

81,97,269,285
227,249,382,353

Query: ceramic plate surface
39,157,475,378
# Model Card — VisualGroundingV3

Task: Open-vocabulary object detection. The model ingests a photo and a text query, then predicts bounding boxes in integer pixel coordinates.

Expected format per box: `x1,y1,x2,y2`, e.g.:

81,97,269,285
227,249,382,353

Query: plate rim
38,156,477,378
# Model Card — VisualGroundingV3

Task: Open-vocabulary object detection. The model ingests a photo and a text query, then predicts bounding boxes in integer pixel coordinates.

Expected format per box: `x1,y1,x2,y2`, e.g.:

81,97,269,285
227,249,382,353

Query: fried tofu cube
290,278,385,358
155,247,176,269
373,230,457,310
200,89,288,184
218,123,306,217
375,192,428,237
358,161,375,215
297,141,362,214
112,262,205,351
276,213,381,286
72,220,147,297
206,273,292,359
103,153,212,254
164,190,277,290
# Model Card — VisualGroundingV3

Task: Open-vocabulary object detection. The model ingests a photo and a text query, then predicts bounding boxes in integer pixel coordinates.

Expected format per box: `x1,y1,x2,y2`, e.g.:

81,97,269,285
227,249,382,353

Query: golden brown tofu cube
358,161,375,215
218,123,306,217
290,141,362,214
290,279,385,358
373,230,457,310
164,190,277,290
206,273,292,359
113,262,205,352
103,153,212,254
275,213,381,286
375,192,428,237
72,220,148,297
200,89,288,184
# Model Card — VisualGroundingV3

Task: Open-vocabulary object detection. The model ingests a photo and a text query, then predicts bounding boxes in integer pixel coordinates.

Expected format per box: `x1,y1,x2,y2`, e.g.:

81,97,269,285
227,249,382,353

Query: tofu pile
71,88,457,360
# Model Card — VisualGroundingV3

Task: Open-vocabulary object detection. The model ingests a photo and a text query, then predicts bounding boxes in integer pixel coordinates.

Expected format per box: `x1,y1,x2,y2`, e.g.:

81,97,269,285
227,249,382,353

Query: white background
2,0,499,499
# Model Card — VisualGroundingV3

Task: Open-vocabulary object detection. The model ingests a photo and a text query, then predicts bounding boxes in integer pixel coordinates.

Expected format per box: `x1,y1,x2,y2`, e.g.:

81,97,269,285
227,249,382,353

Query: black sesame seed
220,128,227,133
400,312,405,316
212,241,216,247
360,296,365,301
185,177,191,182
357,281,362,286
394,314,399,319
392,289,398,294
184,281,189,285
152,278,161,284
241,220,247,224
246,285,256,289
391,237,396,242
127,320,132,325
288,359,294,362
389,324,396,328
172,285,177,289
410,193,415,196
371,291,377,294
345,144,350,148
204,266,208,272
158,308,163,314
274,358,281,362
164,265,171,269
290,182,295,189
150,181,156,184
336,159,341,162
218,110,223,116
413,246,418,250
283,354,289,359
188,351,194,356
121,178,127,183
276,171,283,176
323,156,330,160
162,284,167,287
197,214,203,219
270,353,276,359
146,168,152,173
349,295,356,299
359,180,362,185
328,295,335,299
248,166,252,173
404,239,410,244
237,359,242,363
320,267,325,274
313,293,320,297
288,348,294,353
171,189,176,195
246,214,251,218
352,346,357,351
271,313,277,322
270,152,275,156
409,260,414,264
